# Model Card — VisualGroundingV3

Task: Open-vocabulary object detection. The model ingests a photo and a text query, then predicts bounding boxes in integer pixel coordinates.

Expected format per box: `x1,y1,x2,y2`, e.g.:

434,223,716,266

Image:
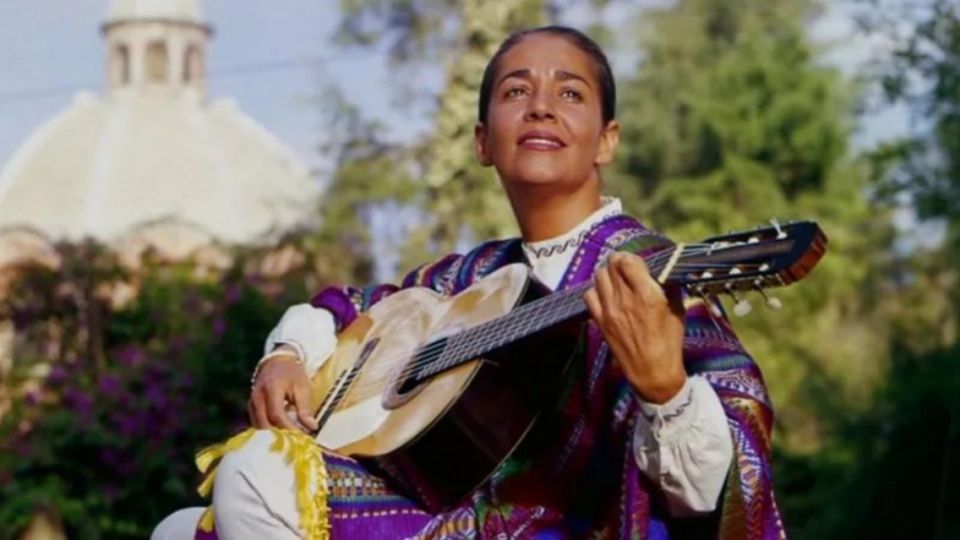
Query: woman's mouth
517,131,566,151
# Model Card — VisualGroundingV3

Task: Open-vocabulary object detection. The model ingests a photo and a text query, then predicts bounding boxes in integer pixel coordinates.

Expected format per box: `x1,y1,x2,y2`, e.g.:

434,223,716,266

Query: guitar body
308,264,581,511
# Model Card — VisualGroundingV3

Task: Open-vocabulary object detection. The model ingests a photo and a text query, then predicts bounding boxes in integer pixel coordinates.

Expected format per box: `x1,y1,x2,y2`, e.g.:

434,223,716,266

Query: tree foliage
611,0,894,458
0,242,317,538
865,0,960,238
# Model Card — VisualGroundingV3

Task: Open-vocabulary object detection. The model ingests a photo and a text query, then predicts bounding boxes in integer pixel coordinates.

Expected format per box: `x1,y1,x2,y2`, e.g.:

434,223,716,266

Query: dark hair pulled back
478,25,616,124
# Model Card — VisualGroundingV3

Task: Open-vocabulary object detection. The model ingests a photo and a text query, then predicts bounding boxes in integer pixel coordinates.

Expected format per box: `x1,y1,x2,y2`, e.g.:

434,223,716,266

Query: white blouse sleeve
632,375,734,517
263,303,338,376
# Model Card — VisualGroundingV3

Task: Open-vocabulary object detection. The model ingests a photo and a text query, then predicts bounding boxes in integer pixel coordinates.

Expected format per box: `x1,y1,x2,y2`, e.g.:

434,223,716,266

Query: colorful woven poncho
195,213,784,539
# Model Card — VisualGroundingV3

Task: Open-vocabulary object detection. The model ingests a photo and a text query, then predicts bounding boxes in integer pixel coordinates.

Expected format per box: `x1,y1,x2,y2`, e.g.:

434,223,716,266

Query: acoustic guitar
307,221,827,511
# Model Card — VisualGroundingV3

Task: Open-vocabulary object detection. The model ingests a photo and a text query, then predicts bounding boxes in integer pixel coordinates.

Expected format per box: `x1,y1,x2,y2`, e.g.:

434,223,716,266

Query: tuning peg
732,295,753,317
770,218,787,239
726,288,752,317
756,288,783,311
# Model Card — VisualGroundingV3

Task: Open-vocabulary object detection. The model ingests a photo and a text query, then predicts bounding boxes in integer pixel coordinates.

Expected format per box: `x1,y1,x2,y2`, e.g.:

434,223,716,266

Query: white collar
521,197,622,261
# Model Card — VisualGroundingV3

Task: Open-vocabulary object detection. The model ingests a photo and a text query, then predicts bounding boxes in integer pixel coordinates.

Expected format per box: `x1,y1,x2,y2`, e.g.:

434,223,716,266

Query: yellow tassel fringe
193,427,331,539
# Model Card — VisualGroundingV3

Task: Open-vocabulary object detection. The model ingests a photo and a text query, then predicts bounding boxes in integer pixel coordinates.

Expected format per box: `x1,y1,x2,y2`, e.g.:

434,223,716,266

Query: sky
0,0,912,179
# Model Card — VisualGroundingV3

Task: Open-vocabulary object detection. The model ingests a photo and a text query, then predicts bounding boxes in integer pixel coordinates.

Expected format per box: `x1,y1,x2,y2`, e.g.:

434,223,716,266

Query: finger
265,386,299,430
623,255,668,307
608,254,634,297
616,252,652,293
583,287,604,323
291,380,319,432
250,389,271,429
595,264,616,306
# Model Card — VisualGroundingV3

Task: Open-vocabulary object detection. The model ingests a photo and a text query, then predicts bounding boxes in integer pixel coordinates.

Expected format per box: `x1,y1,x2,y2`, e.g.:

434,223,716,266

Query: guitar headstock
661,220,827,315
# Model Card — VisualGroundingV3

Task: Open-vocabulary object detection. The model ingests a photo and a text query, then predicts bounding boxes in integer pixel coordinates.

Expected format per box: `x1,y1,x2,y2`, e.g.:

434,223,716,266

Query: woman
153,25,782,539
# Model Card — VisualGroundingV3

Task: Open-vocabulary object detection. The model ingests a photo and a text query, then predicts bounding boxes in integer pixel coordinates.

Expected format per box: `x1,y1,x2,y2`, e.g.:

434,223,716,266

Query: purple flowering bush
0,242,315,538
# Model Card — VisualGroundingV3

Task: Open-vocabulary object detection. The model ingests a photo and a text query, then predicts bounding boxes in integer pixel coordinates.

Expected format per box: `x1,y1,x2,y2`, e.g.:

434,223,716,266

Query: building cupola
101,0,213,95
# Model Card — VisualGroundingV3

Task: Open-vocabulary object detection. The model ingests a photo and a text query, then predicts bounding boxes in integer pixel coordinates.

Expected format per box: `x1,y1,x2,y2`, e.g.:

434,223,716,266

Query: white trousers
150,430,308,540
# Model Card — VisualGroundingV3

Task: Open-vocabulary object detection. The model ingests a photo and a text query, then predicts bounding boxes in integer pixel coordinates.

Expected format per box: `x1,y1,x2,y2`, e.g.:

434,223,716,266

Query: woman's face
475,33,619,194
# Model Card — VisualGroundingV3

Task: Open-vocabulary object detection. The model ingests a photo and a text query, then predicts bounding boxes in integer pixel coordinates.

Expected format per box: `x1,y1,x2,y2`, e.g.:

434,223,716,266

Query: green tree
616,0,891,442
335,0,561,270
867,0,960,246
611,1,897,533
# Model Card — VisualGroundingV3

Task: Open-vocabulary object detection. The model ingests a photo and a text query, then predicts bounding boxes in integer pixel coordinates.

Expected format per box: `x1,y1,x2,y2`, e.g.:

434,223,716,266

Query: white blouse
263,198,733,516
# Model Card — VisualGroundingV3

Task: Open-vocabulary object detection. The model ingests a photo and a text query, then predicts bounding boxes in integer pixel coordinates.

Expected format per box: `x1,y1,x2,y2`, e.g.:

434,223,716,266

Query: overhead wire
0,53,365,105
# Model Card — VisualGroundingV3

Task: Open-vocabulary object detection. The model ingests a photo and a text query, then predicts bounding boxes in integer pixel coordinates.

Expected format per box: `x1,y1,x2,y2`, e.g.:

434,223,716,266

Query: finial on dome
104,0,206,27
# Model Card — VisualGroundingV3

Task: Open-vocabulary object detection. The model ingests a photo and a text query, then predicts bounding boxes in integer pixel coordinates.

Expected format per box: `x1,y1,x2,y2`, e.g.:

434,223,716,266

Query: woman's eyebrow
496,68,591,88
497,68,531,87
555,70,590,87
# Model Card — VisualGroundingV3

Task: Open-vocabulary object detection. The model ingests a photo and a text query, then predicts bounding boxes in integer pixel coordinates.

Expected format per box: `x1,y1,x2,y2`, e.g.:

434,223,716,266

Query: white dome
0,91,319,245
106,0,205,25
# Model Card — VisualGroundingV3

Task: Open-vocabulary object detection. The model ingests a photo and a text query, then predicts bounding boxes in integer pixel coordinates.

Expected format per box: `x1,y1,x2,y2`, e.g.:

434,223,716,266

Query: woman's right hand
248,350,320,433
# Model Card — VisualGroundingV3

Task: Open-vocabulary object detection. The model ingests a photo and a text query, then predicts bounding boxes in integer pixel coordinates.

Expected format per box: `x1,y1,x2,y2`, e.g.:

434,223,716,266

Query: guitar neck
418,225,811,379
421,247,682,378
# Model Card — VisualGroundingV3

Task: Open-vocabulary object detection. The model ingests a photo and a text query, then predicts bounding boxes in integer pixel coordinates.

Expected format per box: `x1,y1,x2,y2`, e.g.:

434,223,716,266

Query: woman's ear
594,120,620,166
475,122,493,166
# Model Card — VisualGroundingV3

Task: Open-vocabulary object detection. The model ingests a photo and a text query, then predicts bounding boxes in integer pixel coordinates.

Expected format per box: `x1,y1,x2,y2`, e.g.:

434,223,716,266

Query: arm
635,295,782,532
584,252,760,519
632,376,734,516
250,253,465,430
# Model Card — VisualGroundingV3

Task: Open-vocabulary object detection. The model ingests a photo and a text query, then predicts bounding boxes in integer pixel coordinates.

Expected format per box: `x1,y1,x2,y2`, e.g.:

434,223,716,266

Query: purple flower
212,317,227,338
64,388,94,416
117,414,141,439
98,375,121,397
145,385,167,409
116,346,146,368
47,365,68,385
10,308,34,330
224,283,242,305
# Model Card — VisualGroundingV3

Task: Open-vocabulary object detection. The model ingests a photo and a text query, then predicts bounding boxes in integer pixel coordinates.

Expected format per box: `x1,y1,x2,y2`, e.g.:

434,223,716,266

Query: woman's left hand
584,252,687,404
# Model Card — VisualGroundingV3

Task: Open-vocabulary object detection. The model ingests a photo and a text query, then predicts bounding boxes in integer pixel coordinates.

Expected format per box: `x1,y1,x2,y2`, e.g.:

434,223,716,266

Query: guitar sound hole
383,338,447,409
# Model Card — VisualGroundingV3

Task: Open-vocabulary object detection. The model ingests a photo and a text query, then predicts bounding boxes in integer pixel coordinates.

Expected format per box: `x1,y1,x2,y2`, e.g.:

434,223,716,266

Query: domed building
0,0,319,259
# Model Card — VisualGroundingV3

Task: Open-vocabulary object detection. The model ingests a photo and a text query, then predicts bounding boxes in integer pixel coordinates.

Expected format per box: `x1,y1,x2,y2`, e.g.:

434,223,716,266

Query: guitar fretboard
418,247,681,379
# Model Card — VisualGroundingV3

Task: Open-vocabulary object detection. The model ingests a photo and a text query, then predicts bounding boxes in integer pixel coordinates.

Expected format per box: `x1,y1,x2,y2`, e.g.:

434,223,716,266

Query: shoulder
603,213,674,257
402,238,522,294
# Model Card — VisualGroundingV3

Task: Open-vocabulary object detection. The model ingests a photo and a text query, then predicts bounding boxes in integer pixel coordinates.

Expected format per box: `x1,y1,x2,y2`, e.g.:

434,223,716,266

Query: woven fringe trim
193,427,331,540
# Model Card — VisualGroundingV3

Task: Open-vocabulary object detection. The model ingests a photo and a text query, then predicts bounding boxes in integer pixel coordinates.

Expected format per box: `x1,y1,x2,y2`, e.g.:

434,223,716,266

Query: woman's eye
561,88,583,101
505,87,528,98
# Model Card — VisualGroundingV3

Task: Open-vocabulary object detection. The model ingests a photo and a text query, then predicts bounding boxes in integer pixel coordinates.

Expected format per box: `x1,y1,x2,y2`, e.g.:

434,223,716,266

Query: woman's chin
505,166,570,189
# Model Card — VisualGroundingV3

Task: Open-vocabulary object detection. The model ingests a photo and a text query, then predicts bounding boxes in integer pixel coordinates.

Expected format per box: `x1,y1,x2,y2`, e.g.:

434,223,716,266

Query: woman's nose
524,90,556,121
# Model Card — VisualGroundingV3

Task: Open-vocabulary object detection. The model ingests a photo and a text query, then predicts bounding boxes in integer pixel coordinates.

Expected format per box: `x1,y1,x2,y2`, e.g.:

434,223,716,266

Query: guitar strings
324,245,767,401
332,253,765,400
319,243,766,404
321,244,691,397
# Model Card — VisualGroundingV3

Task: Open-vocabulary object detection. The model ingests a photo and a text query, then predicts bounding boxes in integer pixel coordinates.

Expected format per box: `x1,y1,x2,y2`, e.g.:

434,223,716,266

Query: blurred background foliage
1,0,957,537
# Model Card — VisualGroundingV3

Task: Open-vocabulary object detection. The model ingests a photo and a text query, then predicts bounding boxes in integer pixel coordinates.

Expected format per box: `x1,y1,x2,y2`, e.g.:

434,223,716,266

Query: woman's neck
507,180,603,242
